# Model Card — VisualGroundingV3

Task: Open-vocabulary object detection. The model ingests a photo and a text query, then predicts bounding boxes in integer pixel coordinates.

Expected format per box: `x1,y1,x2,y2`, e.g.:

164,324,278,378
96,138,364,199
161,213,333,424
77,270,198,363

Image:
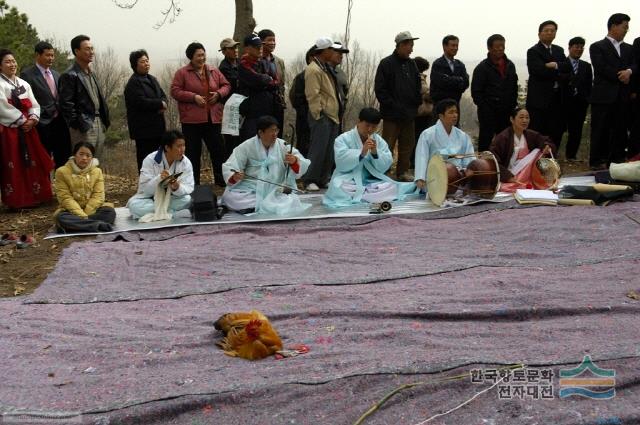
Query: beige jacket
304,60,339,124
54,158,113,217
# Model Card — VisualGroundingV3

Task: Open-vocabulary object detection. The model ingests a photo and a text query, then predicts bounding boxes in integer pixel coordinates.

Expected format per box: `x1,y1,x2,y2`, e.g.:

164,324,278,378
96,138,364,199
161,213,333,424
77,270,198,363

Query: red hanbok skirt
0,99,54,208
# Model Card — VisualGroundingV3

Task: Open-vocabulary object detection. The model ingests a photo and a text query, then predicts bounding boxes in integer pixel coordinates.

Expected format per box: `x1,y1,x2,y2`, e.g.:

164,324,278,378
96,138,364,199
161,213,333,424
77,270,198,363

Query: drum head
426,154,448,206
532,157,561,190
465,151,500,199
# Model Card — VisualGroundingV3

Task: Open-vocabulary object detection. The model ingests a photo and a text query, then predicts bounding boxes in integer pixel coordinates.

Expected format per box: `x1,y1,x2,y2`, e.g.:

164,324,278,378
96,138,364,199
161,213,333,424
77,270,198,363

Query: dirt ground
0,160,590,299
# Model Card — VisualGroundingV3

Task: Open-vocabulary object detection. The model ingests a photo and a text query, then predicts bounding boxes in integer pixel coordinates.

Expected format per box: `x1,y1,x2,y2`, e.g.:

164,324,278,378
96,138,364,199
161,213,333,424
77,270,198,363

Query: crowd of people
0,12,638,232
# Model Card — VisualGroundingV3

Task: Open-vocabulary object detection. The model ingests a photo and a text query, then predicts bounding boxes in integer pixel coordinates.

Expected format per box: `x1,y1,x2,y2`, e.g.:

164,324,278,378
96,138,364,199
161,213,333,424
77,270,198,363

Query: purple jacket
170,64,230,124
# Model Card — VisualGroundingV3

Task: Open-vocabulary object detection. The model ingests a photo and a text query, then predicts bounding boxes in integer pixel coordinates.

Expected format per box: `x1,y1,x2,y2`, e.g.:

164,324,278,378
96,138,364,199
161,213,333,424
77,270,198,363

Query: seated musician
414,99,475,192
323,107,416,208
221,115,310,215
54,142,116,233
126,130,194,220
489,107,555,192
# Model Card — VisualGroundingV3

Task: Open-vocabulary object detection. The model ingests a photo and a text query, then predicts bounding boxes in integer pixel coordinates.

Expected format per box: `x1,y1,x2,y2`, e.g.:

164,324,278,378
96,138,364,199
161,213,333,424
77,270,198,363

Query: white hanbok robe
126,149,195,219
323,127,417,208
221,136,311,215
414,120,475,185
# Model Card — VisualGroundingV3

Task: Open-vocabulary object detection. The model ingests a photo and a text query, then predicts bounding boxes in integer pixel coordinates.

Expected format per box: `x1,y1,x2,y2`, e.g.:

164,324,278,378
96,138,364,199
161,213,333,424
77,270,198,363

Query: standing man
20,41,71,169
526,20,571,149
303,37,340,191
374,31,422,182
218,37,242,157
238,34,280,141
589,13,636,168
326,41,350,131
59,35,110,159
629,35,640,159
258,29,286,130
471,34,519,152
563,37,593,161
430,35,469,113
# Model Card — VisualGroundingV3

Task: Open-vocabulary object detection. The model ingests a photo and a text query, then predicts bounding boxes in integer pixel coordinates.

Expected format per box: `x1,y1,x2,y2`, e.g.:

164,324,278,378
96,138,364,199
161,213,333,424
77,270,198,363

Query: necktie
44,69,57,98
572,60,579,75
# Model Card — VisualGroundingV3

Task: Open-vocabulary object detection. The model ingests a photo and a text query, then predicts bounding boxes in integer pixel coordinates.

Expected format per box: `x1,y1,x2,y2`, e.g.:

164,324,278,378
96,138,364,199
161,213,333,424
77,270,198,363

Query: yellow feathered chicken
214,310,283,360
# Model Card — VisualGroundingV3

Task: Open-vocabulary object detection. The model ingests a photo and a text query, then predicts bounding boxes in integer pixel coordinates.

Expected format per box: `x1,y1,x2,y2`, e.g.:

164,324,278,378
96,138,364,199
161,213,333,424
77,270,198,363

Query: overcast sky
8,0,640,67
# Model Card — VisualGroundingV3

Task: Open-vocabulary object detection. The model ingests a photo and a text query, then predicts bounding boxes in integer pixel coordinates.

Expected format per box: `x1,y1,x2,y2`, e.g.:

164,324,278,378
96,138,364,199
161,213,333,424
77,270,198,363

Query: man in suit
589,13,636,168
430,35,469,120
59,34,110,159
20,41,71,169
630,36,640,159
563,37,593,161
526,20,571,149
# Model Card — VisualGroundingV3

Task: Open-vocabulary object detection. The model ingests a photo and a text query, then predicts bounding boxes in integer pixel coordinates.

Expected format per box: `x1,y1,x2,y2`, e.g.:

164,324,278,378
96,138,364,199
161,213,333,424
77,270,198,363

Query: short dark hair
162,130,185,149
538,20,558,33
568,37,586,47
257,115,279,132
414,56,430,73
487,34,505,49
358,107,382,124
70,35,90,56
510,106,527,119
0,49,14,63
305,45,316,64
185,42,205,60
435,99,458,116
129,49,148,71
442,35,459,46
258,29,275,40
72,141,96,156
35,41,54,54
607,13,630,29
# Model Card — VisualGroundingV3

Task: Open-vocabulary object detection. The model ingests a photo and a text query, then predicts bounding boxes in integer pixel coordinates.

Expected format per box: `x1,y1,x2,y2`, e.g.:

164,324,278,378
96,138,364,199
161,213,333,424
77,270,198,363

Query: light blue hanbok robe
414,120,475,185
323,127,417,208
221,136,311,215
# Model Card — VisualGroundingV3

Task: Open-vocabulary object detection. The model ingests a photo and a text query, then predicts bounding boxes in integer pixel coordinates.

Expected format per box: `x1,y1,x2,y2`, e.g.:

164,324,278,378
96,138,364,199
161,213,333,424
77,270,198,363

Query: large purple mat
1,203,640,424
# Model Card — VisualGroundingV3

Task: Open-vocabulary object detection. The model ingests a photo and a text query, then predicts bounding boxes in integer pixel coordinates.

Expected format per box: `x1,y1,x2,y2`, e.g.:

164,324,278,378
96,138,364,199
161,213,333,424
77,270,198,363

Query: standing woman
171,42,230,186
0,49,53,209
124,49,167,173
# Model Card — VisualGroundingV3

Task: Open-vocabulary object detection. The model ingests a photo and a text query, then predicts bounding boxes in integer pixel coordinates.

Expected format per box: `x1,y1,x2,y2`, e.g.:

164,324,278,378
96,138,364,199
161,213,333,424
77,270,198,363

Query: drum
426,154,449,206
532,157,561,190
463,151,501,199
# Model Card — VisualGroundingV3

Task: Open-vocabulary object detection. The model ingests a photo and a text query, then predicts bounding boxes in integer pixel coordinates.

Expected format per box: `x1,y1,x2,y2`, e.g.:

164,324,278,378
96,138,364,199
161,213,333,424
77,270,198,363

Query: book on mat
514,189,558,205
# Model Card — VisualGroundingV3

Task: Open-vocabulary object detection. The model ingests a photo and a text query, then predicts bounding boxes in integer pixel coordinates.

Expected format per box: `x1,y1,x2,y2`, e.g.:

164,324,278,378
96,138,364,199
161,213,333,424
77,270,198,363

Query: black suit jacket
590,37,636,104
429,55,470,103
59,62,110,132
632,37,640,94
566,57,593,102
20,65,60,126
526,42,571,109
124,73,167,140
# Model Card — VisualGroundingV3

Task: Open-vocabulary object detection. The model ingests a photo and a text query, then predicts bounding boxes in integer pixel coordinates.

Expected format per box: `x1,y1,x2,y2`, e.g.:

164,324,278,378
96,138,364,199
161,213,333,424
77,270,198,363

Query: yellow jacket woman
54,142,116,233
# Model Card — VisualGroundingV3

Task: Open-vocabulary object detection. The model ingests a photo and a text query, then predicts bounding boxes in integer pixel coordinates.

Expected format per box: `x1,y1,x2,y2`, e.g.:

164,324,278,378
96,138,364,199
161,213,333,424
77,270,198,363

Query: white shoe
306,183,320,191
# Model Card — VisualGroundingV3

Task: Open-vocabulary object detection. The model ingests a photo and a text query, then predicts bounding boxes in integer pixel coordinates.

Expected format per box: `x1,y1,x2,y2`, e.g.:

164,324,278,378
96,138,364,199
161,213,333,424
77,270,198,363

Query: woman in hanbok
222,115,310,215
0,49,53,209
489,107,555,192
414,98,475,191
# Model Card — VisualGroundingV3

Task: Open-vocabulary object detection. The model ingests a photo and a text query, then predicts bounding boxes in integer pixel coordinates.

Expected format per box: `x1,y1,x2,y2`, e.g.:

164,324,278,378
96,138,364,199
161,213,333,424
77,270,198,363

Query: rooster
214,310,283,360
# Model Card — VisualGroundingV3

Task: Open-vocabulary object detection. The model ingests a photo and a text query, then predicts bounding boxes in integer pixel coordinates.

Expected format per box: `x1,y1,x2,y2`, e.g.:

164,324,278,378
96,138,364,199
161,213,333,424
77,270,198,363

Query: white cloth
221,93,247,136
0,75,40,127
221,136,311,215
339,181,398,203
139,184,173,223
509,133,527,170
414,120,475,183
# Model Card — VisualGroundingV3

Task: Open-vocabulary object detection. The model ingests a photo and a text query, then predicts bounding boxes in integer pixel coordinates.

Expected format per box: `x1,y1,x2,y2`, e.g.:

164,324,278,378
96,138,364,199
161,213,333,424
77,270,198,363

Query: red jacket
170,64,230,124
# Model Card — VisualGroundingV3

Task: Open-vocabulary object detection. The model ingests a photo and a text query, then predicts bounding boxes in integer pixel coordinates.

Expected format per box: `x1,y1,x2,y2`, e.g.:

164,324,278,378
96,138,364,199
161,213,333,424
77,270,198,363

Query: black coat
20,65,60,126
471,55,519,112
124,73,167,140
374,51,422,121
237,55,280,119
589,38,636,104
219,58,238,96
632,37,640,94
59,62,110,131
526,42,571,109
566,57,593,103
429,55,469,103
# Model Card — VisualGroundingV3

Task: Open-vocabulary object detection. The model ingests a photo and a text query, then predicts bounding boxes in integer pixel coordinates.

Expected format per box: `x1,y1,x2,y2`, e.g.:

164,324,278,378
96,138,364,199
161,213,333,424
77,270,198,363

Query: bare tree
92,46,128,105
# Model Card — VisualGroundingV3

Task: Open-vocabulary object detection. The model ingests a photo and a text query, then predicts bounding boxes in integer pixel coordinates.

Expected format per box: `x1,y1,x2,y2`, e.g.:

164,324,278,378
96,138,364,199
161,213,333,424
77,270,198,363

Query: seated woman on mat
127,129,194,222
489,107,555,192
54,142,116,233
221,115,310,215
323,107,417,208
414,99,475,192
